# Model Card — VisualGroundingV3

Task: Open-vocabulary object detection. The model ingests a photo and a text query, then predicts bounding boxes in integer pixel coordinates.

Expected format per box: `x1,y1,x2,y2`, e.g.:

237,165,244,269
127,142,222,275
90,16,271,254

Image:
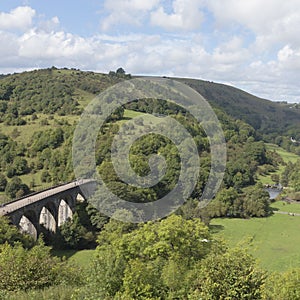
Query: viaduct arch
0,179,96,239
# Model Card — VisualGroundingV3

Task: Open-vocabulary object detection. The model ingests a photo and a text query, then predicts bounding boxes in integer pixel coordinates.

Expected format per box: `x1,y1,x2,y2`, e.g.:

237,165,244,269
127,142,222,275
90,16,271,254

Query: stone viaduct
0,179,96,239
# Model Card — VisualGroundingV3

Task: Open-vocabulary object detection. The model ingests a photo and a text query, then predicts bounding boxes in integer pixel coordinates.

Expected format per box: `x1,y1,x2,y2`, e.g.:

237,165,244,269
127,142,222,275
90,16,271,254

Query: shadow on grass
51,249,77,260
268,206,279,217
209,224,224,234
122,116,132,121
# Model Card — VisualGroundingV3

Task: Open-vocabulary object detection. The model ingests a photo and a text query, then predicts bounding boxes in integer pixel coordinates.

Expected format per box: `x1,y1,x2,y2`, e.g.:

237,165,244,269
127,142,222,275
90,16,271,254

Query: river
265,188,282,200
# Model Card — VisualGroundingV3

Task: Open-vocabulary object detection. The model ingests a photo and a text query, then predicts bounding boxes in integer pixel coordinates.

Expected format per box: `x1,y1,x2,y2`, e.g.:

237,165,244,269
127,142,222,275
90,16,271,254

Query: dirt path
274,211,300,217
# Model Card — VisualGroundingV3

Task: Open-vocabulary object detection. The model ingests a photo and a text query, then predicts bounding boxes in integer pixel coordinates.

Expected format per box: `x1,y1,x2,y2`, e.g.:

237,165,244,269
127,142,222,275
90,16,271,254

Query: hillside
0,67,127,117
177,77,300,142
1,67,300,144
0,68,281,206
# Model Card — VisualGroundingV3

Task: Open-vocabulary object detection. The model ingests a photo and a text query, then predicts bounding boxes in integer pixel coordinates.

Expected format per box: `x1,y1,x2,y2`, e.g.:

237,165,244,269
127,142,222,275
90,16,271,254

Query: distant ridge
175,77,300,139
0,68,299,142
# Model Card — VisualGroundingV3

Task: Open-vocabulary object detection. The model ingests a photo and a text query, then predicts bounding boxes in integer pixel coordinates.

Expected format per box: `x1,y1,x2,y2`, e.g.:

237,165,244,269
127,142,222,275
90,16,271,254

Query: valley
0,68,300,299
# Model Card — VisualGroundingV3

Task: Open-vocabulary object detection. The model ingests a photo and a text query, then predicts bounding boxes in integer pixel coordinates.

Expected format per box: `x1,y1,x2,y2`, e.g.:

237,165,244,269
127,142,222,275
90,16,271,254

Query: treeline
201,185,270,221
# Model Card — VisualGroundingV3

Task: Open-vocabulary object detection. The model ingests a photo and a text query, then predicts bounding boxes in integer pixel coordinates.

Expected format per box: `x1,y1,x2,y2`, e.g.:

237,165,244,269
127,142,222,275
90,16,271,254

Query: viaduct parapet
0,179,96,239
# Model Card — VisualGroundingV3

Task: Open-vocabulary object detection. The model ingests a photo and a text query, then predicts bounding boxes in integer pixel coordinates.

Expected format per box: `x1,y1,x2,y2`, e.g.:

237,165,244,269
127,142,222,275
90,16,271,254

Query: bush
0,242,82,292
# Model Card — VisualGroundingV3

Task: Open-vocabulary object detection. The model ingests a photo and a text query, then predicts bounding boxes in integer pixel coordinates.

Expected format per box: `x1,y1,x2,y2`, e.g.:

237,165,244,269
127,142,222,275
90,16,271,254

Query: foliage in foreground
0,216,34,248
0,284,75,300
2,214,300,299
0,240,82,292
262,268,300,300
73,215,266,299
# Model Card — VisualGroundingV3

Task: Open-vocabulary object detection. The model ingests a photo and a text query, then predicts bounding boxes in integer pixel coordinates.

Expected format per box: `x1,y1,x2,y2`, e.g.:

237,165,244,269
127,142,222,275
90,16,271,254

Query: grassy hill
1,67,299,141
0,68,299,198
0,67,299,202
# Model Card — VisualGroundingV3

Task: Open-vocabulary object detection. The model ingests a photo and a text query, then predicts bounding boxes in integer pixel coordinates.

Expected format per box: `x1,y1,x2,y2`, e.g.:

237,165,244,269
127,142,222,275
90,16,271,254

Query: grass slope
257,143,299,185
52,249,95,269
266,143,299,163
211,212,300,272
214,143,300,272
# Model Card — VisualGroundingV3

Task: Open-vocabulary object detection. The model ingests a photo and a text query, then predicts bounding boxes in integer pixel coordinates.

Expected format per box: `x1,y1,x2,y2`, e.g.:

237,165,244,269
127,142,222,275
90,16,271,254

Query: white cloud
0,6,35,30
0,31,19,57
212,37,249,66
1,4,300,102
278,45,294,63
100,0,160,30
207,0,300,49
104,0,160,12
277,45,300,73
1,26,299,102
150,0,204,31
207,0,298,32
19,29,95,64
37,16,60,32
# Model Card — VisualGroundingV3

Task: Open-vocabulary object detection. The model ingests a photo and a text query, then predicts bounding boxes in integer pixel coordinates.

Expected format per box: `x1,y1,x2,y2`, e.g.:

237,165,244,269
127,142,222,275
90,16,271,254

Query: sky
0,1,300,103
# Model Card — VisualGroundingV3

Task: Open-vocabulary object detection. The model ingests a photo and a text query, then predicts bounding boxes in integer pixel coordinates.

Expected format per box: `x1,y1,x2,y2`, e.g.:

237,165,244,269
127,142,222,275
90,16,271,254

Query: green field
257,143,299,185
123,109,144,119
211,210,300,272
266,143,299,163
52,249,95,269
213,134,300,274
272,201,300,214
65,210,300,273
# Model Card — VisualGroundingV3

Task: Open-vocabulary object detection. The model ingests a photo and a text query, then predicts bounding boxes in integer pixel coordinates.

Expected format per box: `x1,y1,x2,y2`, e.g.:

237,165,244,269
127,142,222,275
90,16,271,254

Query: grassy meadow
52,249,95,269
210,143,300,272
257,143,299,185
210,209,300,272
64,204,300,273
266,143,299,163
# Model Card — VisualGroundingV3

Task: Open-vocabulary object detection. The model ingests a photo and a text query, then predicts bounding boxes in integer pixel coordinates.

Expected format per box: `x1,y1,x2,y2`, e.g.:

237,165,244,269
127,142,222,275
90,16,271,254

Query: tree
59,213,95,249
189,247,266,299
12,157,29,175
41,170,51,183
206,187,239,218
0,241,82,292
262,268,300,299
5,177,29,199
0,217,34,248
242,184,270,217
116,67,125,75
271,173,280,185
0,173,7,191
82,215,211,298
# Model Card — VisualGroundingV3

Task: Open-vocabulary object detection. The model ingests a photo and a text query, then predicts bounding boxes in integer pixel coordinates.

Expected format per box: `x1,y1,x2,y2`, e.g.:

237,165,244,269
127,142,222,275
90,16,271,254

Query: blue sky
1,0,300,102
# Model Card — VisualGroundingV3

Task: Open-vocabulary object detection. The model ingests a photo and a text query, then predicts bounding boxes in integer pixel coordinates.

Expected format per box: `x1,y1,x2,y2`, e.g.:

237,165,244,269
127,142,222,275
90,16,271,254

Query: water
265,188,282,200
